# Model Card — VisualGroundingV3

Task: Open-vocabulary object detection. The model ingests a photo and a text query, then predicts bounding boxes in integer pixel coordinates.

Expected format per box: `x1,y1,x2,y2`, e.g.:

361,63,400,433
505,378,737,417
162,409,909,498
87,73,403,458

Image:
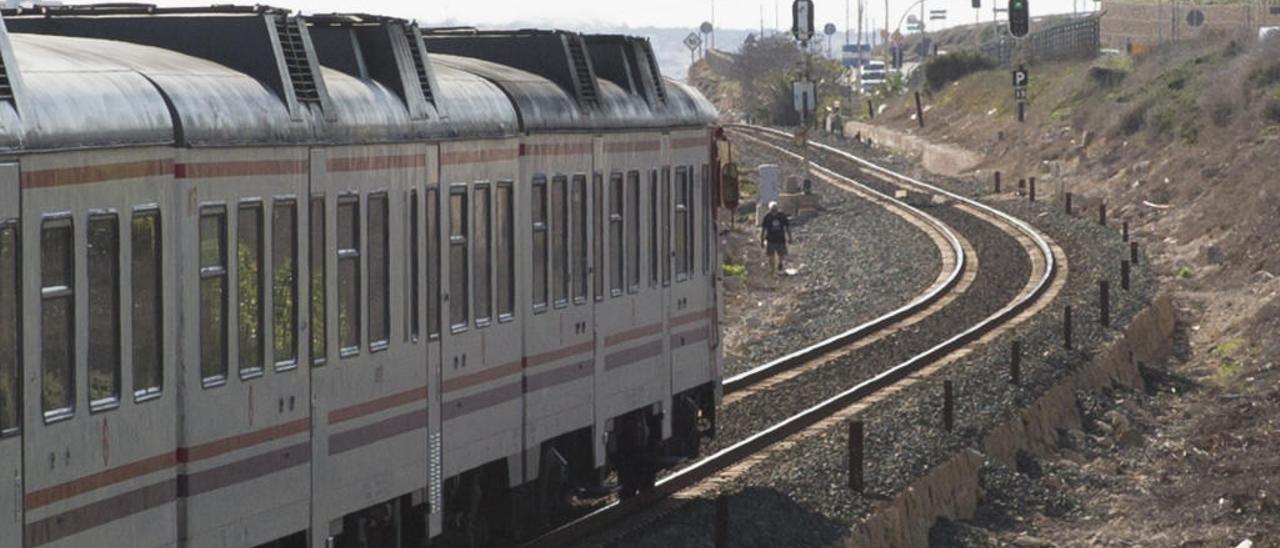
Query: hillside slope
861,33,1280,545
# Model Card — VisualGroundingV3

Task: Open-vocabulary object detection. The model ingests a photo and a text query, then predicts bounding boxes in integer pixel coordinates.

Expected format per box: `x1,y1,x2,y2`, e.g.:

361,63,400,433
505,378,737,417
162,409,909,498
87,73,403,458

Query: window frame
472,182,493,328
702,164,712,276
0,221,19,435
626,171,641,294
675,167,690,283
447,183,470,333
531,176,549,313
608,172,625,297
661,167,672,286
649,171,659,288
309,195,327,367
237,200,266,380
86,210,121,413
367,192,390,353
40,214,76,422
571,175,588,305
131,207,163,401
496,181,516,322
408,189,420,342
425,187,442,339
337,194,362,359
271,198,299,370
592,173,604,302
550,175,570,309
198,205,229,388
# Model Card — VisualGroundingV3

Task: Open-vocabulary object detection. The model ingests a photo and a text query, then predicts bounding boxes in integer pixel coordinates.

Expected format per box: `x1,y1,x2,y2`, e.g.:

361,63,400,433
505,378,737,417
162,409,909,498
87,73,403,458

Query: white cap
768,201,779,211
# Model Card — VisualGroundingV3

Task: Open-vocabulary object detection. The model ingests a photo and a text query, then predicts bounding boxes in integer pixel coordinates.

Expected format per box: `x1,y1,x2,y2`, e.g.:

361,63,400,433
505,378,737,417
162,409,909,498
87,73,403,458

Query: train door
19,149,178,547
174,147,312,546
669,132,714,399
307,144,434,547
0,163,20,548
518,135,596,506
592,134,669,476
436,139,523,496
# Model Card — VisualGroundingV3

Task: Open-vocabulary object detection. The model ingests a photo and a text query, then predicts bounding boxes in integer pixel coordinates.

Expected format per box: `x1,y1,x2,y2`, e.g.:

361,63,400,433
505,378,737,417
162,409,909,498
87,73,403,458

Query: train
0,5,723,547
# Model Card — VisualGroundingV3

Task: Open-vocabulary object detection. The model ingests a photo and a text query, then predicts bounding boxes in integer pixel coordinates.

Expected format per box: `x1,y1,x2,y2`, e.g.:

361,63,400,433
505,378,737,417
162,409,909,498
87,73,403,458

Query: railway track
522,125,1060,547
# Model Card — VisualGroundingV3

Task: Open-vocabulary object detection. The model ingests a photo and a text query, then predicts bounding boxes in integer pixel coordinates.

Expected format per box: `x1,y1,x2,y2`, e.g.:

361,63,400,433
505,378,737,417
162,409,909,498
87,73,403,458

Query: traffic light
1009,0,1029,38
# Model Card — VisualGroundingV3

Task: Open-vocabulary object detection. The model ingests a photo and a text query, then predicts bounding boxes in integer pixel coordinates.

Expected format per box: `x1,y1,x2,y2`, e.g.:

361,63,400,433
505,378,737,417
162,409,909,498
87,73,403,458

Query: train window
627,171,640,293
131,210,162,400
87,214,121,411
448,185,469,331
571,175,588,304
473,184,492,326
649,171,659,288
592,174,604,301
368,193,390,351
338,195,361,358
41,217,75,420
551,176,569,307
426,188,441,338
409,190,420,341
609,173,624,297
496,182,515,320
310,196,327,366
238,203,265,378
675,168,689,281
531,178,548,311
702,164,712,276
691,165,701,277
199,207,228,386
273,200,298,368
1,223,19,433
662,168,671,286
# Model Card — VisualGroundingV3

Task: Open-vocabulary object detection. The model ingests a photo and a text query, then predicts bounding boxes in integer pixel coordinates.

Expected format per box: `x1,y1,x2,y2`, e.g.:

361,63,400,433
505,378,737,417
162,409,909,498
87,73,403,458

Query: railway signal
1008,0,1029,37
792,0,815,44
1013,64,1028,122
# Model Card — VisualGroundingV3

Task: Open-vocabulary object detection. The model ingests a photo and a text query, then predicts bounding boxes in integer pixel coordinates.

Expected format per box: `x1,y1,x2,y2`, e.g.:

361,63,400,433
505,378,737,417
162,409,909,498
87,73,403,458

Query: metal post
1100,280,1110,327
1131,241,1140,266
848,420,864,491
1018,178,1026,196
1010,340,1022,385
715,495,729,548
1065,192,1073,215
1064,305,1073,350
914,91,925,127
1099,201,1107,227
1123,221,1130,242
943,380,954,431
994,171,1001,193
1018,101,1025,122
1029,177,1036,202
868,99,875,119
1122,259,1131,291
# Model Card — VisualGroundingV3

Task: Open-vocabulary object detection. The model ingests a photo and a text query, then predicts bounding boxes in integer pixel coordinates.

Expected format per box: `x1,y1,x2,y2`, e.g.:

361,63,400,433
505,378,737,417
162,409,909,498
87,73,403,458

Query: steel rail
722,130,966,394
523,125,1057,548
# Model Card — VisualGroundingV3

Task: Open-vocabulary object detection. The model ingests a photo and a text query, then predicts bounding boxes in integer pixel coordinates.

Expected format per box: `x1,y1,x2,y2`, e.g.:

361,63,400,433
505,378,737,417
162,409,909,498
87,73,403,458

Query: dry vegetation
860,31,1280,545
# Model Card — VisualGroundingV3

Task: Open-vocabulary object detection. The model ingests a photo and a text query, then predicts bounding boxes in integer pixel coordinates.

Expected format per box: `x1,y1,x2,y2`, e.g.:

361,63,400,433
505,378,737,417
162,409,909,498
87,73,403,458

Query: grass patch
1213,359,1245,385
1213,338,1246,357
722,263,747,278
1176,266,1195,279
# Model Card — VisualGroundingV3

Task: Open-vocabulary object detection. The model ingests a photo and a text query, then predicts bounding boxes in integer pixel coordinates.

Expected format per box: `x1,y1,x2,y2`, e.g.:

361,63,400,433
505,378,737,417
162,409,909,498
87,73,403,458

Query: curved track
522,126,1059,548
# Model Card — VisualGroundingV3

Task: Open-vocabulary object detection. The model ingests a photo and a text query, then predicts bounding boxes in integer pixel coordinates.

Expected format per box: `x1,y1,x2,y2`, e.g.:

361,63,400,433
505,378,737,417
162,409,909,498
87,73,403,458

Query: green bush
923,51,995,91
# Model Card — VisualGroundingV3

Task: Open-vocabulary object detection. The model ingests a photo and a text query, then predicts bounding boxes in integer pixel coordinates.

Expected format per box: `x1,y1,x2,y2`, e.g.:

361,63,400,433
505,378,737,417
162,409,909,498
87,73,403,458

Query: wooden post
914,91,925,128
1010,341,1022,385
943,380,954,432
848,420,864,491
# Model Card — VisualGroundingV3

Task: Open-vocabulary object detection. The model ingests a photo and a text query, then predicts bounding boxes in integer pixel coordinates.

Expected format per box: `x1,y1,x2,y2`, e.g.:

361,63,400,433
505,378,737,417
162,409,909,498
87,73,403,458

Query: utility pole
884,0,891,69
711,0,716,49
857,0,865,67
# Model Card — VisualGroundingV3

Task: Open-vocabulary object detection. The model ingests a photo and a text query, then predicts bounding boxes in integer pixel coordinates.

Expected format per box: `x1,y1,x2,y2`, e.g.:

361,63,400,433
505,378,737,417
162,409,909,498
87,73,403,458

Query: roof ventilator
641,40,667,106
564,35,600,109
0,54,13,105
403,26,436,106
276,15,321,105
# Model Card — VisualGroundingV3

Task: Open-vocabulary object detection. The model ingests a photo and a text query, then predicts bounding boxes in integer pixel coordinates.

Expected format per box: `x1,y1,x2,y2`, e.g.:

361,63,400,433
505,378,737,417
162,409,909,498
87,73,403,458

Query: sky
151,0,1102,38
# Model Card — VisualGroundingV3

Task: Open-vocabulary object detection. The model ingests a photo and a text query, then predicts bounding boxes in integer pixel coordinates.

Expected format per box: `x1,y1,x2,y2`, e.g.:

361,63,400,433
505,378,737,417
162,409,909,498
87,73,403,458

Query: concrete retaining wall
846,293,1176,547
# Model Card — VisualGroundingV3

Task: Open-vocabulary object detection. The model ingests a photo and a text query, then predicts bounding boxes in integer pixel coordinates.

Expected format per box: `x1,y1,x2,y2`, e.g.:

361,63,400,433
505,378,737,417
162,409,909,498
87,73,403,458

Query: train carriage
0,5,720,547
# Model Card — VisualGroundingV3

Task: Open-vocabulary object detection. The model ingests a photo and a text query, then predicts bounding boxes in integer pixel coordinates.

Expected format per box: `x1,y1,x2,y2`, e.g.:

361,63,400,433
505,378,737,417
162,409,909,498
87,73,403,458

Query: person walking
760,201,792,273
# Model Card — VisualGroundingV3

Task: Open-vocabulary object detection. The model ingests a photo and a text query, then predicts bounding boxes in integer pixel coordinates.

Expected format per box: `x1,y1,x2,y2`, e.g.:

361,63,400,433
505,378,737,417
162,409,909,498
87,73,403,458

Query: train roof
0,5,716,153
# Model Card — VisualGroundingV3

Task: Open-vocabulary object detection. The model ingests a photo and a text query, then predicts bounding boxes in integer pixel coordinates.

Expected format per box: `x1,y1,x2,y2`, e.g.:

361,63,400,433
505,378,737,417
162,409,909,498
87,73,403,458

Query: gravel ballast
720,139,942,376
602,133,1158,548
